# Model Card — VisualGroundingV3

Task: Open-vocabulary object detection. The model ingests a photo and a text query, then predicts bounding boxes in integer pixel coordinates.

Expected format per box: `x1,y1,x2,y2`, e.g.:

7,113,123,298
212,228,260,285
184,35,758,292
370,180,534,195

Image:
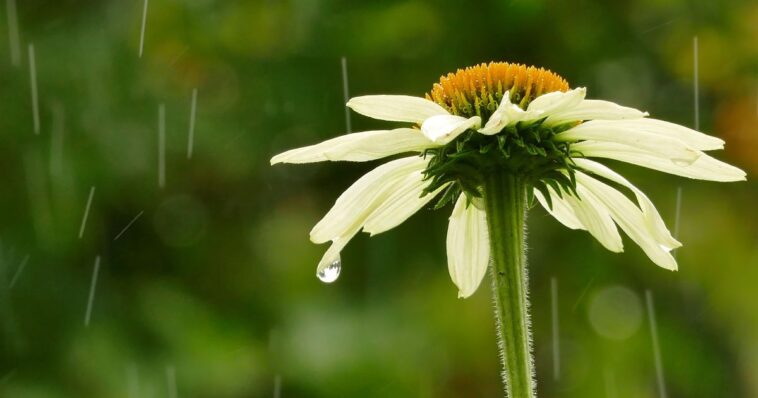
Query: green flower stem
483,171,535,398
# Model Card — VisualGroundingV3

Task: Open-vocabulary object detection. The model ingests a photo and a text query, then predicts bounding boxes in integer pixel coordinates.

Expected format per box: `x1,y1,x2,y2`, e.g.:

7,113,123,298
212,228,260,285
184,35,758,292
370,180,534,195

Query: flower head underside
271,61,746,297
421,64,580,209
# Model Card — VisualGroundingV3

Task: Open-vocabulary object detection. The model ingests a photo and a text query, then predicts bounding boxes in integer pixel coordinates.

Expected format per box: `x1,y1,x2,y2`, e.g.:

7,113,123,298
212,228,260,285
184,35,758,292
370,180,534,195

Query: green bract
422,117,579,211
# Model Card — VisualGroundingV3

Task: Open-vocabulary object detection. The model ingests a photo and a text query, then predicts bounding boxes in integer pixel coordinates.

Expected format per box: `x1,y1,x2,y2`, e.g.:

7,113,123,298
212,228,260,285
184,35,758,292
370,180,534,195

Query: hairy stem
483,171,535,398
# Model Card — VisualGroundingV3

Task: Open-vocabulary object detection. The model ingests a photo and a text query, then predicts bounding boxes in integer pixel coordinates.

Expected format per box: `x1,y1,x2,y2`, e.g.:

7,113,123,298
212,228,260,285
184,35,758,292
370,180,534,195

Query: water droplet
672,157,695,167
317,256,341,283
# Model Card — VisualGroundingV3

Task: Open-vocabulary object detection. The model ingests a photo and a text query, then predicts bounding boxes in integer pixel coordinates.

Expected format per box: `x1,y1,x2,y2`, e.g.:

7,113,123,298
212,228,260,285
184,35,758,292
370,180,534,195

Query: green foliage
0,0,755,397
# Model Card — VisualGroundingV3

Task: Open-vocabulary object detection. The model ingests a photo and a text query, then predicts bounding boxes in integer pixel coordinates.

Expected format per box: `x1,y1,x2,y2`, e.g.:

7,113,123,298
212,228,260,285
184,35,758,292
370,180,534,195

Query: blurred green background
0,0,756,397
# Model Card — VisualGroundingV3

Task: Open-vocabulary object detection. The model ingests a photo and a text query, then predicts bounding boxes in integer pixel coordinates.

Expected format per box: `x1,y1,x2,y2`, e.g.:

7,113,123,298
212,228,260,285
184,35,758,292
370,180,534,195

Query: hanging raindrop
317,256,341,283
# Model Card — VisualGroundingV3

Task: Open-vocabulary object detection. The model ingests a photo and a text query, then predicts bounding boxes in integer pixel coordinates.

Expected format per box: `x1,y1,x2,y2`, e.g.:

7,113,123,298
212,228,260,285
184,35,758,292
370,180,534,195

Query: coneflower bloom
271,62,745,297
272,62,746,397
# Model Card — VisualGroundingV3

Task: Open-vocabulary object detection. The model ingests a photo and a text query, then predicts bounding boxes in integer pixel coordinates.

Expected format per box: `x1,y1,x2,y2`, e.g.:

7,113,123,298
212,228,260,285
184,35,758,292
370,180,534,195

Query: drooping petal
270,128,435,164
561,185,624,252
573,158,680,250
478,90,542,135
316,228,359,274
545,100,647,125
421,114,481,144
556,120,701,164
527,87,586,116
347,95,448,124
362,172,449,236
575,118,725,150
310,156,427,244
446,194,490,298
572,141,746,182
534,186,584,230
576,172,678,270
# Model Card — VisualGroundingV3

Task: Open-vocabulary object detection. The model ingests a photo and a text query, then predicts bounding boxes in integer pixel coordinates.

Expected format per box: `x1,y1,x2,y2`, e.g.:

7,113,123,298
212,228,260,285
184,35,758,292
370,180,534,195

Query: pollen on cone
427,62,569,117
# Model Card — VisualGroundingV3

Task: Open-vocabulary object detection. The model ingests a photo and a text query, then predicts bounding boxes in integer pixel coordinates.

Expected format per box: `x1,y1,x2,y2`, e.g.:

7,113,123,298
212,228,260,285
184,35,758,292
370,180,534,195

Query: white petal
270,128,435,164
557,120,701,164
545,100,647,125
347,95,448,124
575,118,724,150
447,194,490,298
576,172,678,270
478,90,542,135
537,179,623,252
316,229,359,274
572,141,746,182
527,87,586,116
574,158,680,249
310,157,427,244
534,187,584,230
362,173,449,236
421,114,481,144
562,184,624,252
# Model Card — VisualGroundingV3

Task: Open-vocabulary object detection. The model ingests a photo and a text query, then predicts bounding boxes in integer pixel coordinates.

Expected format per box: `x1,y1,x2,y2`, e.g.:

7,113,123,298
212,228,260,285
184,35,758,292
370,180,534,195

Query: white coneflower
271,62,745,398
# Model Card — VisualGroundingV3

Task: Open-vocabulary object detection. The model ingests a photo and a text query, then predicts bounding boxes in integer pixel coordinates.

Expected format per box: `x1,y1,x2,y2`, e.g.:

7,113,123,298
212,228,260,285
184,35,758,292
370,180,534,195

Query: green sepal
534,183,553,210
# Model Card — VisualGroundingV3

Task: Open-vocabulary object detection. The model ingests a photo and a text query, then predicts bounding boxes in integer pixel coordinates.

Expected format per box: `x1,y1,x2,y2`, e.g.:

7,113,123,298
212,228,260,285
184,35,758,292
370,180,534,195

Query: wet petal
347,95,448,124
527,87,586,116
572,141,746,182
576,118,724,150
446,194,490,298
557,120,701,164
316,229,359,275
546,100,647,125
421,114,481,144
563,185,624,253
310,156,427,244
478,90,542,135
534,186,584,230
270,128,435,164
363,174,449,236
576,172,678,270
574,158,680,250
